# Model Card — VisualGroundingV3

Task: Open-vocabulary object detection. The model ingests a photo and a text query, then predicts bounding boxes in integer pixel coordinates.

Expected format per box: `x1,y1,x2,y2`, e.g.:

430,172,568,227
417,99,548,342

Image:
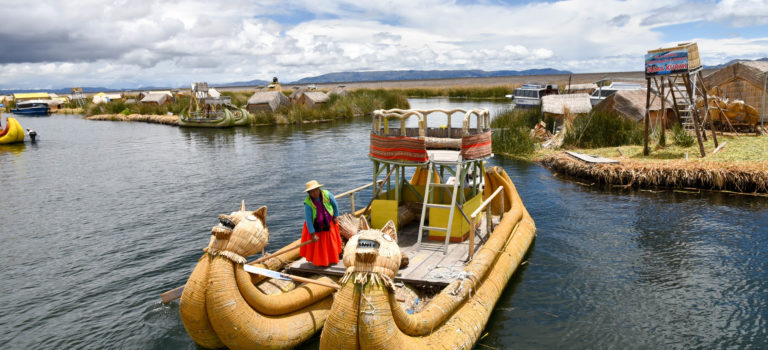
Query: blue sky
0,0,766,90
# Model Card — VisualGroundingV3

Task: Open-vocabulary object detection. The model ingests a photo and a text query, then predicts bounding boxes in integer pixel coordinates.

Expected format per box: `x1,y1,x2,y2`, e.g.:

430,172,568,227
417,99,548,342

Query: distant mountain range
289,68,572,84
3,61,765,95
704,57,768,70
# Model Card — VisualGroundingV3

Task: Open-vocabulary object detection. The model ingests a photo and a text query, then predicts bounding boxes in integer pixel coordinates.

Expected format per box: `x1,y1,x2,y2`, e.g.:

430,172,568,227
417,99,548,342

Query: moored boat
510,83,558,108
11,100,51,116
170,108,536,349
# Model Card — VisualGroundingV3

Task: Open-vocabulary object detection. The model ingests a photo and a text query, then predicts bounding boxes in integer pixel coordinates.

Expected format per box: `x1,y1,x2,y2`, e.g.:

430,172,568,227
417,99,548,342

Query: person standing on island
299,180,342,267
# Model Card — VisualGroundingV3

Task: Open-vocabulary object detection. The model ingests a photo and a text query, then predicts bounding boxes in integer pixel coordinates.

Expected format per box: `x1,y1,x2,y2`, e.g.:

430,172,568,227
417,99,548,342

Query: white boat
589,82,644,106
510,83,558,108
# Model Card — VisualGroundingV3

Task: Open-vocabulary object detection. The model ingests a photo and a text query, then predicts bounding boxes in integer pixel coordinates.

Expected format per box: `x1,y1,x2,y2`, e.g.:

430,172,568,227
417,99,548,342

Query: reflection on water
1,106,767,349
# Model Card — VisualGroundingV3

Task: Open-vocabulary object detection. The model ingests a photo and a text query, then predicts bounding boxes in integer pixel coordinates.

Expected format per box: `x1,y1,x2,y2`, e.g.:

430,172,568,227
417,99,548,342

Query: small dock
286,216,496,286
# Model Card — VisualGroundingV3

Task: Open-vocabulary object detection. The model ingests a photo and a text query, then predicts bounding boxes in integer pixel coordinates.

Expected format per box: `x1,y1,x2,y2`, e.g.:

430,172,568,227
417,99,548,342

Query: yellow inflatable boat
0,117,25,144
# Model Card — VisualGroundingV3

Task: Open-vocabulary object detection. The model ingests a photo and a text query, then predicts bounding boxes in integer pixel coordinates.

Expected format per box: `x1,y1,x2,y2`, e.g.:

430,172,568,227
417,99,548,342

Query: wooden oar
160,237,319,303
243,265,340,290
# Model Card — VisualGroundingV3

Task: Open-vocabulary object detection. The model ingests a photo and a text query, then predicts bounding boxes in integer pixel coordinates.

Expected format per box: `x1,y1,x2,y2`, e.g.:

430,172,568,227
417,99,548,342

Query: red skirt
300,221,342,266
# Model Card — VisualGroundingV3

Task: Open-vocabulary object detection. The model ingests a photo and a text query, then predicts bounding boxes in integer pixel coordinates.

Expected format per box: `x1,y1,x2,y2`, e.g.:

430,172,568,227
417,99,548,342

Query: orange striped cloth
460,131,492,159
369,133,428,162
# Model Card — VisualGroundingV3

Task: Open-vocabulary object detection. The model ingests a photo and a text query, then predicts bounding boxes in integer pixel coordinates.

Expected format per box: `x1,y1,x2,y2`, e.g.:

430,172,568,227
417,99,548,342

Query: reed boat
179,82,252,128
0,117,26,144
171,108,536,349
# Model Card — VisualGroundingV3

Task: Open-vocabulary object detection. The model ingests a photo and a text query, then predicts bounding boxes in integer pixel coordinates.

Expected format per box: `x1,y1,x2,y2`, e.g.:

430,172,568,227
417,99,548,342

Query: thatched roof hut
246,91,291,112
289,87,308,102
328,86,349,97
542,93,592,117
705,61,768,112
593,89,675,125
298,91,329,108
141,92,171,105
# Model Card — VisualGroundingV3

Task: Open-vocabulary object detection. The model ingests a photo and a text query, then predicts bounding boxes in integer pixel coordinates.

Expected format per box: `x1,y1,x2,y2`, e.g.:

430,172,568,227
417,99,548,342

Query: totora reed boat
167,108,536,349
179,82,252,127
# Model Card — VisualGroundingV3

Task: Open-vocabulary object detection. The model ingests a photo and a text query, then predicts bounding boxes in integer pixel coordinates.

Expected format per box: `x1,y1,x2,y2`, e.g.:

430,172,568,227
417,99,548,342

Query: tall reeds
400,86,513,99
562,110,644,148
491,107,543,157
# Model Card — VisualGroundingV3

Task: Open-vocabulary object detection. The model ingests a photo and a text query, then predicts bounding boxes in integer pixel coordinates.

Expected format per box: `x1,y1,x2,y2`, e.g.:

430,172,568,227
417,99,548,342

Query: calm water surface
1,99,766,349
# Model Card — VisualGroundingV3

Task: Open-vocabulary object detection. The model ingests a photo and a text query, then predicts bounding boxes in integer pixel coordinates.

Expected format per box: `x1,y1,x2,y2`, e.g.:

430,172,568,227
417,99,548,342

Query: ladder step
425,203,452,209
430,183,455,188
423,226,447,232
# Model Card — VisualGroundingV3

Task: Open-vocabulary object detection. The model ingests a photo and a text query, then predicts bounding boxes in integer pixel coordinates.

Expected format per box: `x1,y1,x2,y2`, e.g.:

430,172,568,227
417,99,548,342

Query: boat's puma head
205,201,268,264
342,219,404,284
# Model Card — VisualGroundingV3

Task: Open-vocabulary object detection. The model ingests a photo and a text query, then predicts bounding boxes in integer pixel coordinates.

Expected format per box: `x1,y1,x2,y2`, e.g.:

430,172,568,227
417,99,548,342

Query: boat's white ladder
416,157,463,255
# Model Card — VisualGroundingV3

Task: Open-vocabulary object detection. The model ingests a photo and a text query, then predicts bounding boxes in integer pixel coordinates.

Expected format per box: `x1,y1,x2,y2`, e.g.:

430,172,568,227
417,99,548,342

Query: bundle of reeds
542,153,768,193
84,113,179,125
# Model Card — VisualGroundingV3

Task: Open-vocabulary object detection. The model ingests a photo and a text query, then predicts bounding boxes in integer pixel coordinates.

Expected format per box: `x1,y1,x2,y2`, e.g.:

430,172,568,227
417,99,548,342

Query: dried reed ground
539,134,768,193
85,113,179,125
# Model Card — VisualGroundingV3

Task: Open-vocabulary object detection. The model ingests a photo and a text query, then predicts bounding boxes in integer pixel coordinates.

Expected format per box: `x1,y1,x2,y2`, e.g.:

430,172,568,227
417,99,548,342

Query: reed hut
141,92,171,105
593,89,675,125
298,91,329,108
246,91,291,112
289,87,308,102
542,93,592,118
92,92,124,104
328,85,349,97
705,61,768,114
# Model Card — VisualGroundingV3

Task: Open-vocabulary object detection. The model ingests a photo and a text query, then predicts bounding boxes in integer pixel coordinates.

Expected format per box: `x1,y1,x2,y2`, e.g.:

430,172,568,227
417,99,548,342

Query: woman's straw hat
304,180,324,192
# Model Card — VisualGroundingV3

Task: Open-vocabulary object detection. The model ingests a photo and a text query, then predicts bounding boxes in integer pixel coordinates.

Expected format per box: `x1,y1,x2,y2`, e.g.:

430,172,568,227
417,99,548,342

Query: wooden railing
335,180,384,213
468,186,505,259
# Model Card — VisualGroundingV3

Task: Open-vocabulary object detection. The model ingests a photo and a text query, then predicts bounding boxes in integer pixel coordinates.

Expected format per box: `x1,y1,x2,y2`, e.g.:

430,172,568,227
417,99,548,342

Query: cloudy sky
1,0,767,90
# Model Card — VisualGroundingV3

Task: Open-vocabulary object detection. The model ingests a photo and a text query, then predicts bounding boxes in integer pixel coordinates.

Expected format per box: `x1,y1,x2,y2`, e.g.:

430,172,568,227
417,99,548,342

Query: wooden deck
286,216,495,286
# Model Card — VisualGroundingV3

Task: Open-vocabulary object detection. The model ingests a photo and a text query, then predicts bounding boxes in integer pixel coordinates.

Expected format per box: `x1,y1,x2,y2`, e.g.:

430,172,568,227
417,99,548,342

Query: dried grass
542,153,768,193
84,113,179,125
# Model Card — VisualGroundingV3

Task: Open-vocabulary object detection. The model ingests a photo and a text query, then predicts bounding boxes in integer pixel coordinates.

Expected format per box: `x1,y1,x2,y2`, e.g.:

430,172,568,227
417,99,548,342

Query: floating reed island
84,113,179,125
542,152,768,194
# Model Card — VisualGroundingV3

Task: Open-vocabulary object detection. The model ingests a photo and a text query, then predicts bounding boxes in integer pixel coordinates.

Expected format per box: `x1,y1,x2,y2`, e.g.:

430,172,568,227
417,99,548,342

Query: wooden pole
643,77,651,156
668,76,682,124
698,71,718,147
683,74,706,157
659,77,667,146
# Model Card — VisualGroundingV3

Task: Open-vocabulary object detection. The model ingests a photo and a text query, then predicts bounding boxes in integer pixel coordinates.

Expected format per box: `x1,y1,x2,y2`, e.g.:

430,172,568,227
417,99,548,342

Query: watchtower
644,42,718,156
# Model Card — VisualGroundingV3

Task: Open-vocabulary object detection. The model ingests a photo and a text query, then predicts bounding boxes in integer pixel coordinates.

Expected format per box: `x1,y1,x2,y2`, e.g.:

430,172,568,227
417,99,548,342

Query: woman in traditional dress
300,180,342,267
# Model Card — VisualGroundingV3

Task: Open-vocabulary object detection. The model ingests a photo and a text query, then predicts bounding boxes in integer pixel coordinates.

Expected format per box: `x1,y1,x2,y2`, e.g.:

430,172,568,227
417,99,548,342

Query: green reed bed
490,107,543,158
401,86,513,99
562,110,645,148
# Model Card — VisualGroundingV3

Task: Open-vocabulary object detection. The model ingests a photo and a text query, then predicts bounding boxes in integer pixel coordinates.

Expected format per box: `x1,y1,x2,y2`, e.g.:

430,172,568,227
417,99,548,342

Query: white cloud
0,0,766,89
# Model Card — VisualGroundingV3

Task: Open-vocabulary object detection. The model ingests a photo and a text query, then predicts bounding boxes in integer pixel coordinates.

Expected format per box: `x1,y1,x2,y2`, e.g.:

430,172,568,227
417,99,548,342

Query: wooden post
683,74,706,157
349,193,355,213
468,216,475,259
698,71,718,147
643,77,651,156
659,77,666,146
485,204,492,242
668,76,682,124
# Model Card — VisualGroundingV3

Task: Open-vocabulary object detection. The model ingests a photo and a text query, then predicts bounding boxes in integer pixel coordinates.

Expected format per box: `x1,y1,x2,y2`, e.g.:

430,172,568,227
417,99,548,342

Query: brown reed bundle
337,213,361,239
84,113,180,125
541,153,768,193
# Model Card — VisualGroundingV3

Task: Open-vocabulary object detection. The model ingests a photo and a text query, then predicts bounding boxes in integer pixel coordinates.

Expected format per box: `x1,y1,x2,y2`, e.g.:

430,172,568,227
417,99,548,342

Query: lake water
1,99,767,349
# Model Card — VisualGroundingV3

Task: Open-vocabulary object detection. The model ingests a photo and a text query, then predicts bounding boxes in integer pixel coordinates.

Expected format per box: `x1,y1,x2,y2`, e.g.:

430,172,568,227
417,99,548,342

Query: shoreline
540,152,768,194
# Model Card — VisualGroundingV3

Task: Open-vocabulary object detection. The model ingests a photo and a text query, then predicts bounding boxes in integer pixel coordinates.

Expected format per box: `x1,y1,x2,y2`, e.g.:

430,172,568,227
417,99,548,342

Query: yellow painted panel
428,192,483,240
371,199,398,230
